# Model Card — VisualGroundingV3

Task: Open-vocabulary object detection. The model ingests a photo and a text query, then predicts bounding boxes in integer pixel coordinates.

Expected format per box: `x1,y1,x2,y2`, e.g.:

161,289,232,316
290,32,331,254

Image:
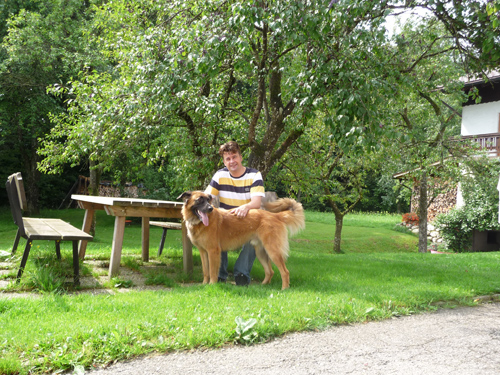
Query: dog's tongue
198,210,209,226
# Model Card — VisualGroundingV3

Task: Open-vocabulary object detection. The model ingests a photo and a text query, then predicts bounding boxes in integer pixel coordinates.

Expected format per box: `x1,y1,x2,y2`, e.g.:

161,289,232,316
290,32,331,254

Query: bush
402,212,419,224
434,208,473,252
435,157,500,252
435,202,500,252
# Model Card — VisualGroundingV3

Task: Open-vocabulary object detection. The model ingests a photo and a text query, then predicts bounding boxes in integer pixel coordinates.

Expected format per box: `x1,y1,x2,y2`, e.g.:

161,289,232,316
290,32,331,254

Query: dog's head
177,191,214,226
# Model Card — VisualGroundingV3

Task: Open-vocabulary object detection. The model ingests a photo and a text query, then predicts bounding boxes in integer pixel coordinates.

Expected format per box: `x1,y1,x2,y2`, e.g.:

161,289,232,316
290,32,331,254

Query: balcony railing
462,133,500,156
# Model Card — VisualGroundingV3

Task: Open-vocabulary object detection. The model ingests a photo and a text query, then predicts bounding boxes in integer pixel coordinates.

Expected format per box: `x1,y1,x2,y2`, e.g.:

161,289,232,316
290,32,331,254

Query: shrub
402,212,419,224
434,208,472,252
27,267,65,294
434,157,500,252
392,224,412,234
0,356,22,375
145,272,176,287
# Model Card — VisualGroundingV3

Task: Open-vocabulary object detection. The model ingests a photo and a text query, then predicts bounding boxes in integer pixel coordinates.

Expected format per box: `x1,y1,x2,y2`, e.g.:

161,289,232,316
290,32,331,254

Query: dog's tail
263,198,305,236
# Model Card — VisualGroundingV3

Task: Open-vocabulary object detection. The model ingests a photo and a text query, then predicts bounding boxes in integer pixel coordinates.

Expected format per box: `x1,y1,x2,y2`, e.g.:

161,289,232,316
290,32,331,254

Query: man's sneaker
234,274,250,286
218,277,226,283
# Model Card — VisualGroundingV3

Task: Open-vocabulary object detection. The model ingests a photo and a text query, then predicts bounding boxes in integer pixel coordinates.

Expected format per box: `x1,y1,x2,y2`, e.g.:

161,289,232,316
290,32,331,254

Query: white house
457,73,500,208
393,73,500,250
461,72,500,155
459,73,500,251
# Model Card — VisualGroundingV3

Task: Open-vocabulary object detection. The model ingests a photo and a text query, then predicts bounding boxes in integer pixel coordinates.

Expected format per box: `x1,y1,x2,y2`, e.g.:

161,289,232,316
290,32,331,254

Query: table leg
79,207,95,259
182,221,193,275
109,216,126,279
142,217,150,262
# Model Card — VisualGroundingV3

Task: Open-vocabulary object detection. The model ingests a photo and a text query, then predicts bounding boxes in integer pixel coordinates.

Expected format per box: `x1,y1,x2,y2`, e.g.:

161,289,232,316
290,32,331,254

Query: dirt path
88,302,500,375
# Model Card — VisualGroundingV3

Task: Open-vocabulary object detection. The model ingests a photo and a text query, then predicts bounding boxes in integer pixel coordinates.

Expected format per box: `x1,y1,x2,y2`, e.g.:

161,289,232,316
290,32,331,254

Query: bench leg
72,241,80,286
158,228,168,256
55,240,62,260
12,228,21,255
17,240,33,283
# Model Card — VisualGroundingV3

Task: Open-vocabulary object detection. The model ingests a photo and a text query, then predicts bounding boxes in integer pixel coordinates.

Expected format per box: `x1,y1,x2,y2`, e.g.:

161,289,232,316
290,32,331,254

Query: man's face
223,151,244,175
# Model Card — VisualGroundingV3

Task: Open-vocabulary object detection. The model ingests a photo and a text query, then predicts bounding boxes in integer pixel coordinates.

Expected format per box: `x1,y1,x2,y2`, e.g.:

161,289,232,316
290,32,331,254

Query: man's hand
230,205,250,218
230,196,262,218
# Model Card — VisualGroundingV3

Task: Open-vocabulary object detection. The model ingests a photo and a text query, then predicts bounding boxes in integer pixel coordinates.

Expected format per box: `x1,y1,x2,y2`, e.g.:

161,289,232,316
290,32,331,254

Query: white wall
461,100,500,135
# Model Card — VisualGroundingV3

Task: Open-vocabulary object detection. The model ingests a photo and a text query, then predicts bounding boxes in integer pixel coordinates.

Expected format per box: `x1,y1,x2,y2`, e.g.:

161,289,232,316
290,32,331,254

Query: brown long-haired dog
177,191,305,290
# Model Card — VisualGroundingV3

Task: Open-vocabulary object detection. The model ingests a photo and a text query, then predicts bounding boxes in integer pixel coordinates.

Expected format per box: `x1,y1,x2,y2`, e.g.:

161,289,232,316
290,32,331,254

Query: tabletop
71,194,184,209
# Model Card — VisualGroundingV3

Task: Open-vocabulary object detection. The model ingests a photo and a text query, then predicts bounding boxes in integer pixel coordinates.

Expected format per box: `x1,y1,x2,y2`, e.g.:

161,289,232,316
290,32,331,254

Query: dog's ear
177,191,192,202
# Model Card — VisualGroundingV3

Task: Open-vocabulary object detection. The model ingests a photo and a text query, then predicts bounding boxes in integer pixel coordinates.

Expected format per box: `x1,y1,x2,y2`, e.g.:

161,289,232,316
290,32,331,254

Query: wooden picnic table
71,194,192,279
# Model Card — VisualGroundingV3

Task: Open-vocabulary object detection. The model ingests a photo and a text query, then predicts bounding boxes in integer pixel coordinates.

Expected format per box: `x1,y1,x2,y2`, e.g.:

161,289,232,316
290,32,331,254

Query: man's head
219,141,245,176
218,141,241,157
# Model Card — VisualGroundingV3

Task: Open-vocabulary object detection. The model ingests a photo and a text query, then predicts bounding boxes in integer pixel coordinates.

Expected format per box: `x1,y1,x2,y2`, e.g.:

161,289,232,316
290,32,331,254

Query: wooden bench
6,173,93,285
150,221,182,256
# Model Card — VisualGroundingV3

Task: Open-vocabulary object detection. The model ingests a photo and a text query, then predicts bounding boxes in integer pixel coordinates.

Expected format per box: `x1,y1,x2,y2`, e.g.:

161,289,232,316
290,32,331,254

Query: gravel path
89,302,500,375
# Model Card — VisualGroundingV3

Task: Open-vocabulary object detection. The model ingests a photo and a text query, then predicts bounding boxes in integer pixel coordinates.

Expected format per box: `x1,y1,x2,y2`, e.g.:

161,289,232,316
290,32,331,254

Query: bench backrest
6,172,26,237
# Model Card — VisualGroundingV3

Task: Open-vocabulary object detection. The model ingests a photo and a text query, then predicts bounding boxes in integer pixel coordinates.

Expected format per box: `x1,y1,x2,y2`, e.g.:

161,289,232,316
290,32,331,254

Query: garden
1,208,500,374
1,1,500,374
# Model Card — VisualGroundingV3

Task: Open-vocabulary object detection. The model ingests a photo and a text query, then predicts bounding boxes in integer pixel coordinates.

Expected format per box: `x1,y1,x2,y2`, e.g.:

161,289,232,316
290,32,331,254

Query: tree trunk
22,142,41,215
333,215,344,254
325,183,363,255
88,160,101,197
418,171,428,253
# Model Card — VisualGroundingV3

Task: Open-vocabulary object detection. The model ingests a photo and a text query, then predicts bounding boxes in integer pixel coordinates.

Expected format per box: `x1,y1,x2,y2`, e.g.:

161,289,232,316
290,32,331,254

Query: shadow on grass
3,232,500,306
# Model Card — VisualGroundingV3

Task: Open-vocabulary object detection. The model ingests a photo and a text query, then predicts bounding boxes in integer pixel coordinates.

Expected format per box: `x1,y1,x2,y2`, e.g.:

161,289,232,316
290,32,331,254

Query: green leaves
0,1,102,211
23,0,499,199
435,158,500,252
233,316,258,345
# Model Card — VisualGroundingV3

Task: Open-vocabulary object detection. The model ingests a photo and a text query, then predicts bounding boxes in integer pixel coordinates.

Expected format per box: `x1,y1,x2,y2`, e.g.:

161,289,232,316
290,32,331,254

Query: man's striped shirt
205,167,265,209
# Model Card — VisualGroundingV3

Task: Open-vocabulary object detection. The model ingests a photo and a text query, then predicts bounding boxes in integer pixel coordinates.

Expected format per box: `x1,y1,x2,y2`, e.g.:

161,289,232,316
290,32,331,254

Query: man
204,141,265,286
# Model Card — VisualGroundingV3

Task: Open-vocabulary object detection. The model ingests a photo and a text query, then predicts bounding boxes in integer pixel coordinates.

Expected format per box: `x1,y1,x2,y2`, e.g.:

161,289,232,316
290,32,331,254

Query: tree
37,0,500,206
37,0,399,191
0,0,100,212
413,0,500,71
380,18,468,253
279,119,379,253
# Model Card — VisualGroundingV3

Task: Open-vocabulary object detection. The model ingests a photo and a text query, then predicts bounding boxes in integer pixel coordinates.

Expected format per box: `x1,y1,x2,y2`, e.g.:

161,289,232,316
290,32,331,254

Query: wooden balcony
462,133,500,156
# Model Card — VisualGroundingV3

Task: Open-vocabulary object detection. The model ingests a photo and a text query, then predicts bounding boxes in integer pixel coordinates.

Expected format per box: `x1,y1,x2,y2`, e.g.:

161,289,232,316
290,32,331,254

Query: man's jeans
218,242,256,283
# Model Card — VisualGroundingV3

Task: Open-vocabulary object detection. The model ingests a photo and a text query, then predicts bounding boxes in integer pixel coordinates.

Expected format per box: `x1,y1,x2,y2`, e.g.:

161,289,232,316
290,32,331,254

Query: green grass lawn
1,207,500,374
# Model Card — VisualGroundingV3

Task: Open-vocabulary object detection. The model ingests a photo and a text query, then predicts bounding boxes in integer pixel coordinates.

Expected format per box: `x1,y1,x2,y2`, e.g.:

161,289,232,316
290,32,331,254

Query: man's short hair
219,141,241,157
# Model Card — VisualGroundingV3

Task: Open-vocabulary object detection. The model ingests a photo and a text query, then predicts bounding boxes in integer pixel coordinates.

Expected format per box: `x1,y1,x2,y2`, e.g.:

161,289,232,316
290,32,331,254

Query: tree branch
268,128,305,168
177,108,202,157
270,44,302,66
248,23,268,148
226,107,251,126
399,107,413,130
